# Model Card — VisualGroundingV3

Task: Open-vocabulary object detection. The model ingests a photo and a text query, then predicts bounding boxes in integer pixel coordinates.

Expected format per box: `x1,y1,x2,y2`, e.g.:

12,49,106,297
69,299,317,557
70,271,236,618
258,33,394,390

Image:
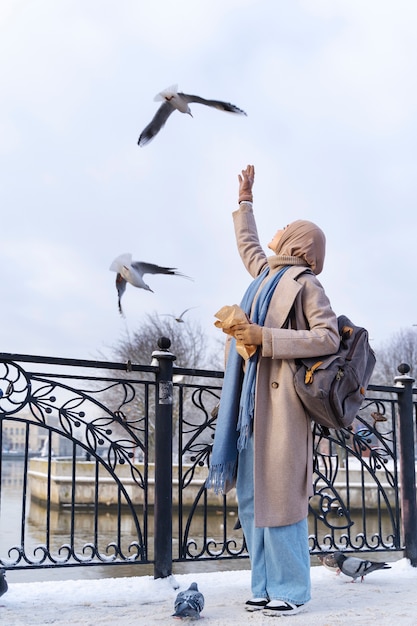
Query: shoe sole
263,604,305,617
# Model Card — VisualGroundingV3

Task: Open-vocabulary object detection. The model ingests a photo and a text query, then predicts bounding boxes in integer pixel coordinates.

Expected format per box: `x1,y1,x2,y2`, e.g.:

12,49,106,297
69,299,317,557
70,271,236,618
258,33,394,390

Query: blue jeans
236,435,311,604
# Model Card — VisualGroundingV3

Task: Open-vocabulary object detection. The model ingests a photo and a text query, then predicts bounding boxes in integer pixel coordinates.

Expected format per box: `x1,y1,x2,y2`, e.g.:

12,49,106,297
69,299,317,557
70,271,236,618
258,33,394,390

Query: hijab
269,219,326,275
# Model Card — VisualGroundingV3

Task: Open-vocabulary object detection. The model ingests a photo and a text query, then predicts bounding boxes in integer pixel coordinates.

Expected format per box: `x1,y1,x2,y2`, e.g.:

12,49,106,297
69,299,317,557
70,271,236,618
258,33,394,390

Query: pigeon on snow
333,550,391,582
172,581,204,619
138,84,247,146
109,253,192,315
0,568,8,597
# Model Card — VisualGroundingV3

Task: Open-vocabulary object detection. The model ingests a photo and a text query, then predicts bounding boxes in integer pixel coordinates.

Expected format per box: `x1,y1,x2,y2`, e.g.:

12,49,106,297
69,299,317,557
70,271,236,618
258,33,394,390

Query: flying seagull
333,551,391,582
109,253,192,316
161,307,198,323
138,84,247,146
172,581,205,620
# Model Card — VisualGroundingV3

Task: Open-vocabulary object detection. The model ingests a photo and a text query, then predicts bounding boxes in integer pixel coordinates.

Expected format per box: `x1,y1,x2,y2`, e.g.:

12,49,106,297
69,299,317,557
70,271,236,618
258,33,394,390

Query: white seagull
161,307,198,323
138,84,247,146
109,253,192,316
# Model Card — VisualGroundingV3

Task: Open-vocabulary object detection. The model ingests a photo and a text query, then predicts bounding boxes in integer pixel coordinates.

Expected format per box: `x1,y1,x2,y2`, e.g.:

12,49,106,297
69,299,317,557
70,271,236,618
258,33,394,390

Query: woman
207,164,339,616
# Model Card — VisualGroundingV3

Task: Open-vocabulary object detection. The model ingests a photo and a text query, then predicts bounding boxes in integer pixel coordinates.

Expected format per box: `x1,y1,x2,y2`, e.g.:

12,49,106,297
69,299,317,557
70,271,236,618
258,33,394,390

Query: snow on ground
1,558,417,625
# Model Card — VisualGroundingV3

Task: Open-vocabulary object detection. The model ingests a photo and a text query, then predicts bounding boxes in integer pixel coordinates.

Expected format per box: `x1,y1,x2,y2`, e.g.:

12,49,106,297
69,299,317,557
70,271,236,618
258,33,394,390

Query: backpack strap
304,361,324,384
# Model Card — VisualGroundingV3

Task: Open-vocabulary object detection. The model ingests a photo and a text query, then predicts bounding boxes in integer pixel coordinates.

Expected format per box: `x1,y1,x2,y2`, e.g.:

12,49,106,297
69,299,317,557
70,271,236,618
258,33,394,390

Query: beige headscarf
270,219,326,275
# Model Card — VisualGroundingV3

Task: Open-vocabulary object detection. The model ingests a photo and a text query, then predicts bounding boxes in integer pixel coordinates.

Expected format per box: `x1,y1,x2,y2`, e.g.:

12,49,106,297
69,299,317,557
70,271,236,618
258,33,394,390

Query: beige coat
233,205,339,527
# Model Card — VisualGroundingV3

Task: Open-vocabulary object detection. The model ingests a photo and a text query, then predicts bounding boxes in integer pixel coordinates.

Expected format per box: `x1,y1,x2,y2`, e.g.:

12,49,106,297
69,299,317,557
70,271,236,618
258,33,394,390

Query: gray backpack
294,315,376,432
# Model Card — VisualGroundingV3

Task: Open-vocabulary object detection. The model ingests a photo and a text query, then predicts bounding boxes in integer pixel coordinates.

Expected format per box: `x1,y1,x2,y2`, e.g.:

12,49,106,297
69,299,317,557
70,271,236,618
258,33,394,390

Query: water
0,459,401,584
0,458,249,583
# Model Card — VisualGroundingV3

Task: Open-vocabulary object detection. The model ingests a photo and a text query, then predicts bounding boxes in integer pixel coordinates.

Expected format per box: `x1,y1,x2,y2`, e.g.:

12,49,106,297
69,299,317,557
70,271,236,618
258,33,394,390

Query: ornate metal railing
0,354,154,571
0,347,416,579
174,376,411,565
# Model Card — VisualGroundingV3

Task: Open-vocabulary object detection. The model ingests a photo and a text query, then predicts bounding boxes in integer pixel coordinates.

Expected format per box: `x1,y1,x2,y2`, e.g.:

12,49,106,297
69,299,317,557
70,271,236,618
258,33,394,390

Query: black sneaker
263,600,305,616
245,598,269,612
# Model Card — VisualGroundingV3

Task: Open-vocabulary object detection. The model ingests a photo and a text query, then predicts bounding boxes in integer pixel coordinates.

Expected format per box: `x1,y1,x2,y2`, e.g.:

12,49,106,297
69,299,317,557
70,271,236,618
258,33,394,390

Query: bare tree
100,313,224,461
111,312,222,370
372,327,417,385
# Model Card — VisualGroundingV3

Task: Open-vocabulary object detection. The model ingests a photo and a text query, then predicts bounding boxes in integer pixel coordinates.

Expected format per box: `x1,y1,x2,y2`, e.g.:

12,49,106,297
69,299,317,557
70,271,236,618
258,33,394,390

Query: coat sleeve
232,203,268,278
262,273,340,360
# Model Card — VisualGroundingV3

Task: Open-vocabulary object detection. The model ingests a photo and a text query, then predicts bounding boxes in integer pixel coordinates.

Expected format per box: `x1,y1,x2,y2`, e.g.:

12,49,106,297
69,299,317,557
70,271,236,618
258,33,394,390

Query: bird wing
161,308,194,320
340,556,367,579
179,306,196,318
174,590,186,606
109,253,132,272
179,92,247,115
131,261,177,276
193,591,205,612
115,274,127,315
131,261,192,280
138,101,176,146
362,560,391,575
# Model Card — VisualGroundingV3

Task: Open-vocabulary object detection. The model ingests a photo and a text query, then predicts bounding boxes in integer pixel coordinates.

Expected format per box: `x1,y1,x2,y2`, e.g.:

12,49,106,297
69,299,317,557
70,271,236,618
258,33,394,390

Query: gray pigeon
109,253,192,315
172,582,204,620
333,551,391,582
0,568,8,597
138,84,247,146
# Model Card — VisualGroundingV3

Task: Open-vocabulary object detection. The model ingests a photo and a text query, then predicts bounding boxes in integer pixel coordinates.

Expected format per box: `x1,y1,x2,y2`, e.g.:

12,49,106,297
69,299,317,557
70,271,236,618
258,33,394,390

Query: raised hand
238,164,255,203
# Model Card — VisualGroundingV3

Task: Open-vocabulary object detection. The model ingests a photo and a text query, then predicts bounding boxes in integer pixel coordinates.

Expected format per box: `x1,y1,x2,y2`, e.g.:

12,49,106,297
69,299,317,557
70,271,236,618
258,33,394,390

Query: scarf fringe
205,460,237,495
237,423,250,452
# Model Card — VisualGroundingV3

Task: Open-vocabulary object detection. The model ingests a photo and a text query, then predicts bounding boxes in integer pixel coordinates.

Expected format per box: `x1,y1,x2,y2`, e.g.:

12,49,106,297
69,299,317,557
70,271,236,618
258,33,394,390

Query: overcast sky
1,0,416,366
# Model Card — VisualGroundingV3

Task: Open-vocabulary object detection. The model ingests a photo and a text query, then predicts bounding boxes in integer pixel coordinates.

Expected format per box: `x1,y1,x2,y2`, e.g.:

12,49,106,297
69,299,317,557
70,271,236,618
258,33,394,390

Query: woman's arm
233,166,269,278
232,274,339,358
262,275,339,359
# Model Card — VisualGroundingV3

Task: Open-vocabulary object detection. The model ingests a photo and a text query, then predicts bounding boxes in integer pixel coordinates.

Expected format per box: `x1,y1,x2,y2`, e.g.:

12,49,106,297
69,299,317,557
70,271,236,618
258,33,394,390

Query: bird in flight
162,307,198,323
138,84,247,146
109,253,192,315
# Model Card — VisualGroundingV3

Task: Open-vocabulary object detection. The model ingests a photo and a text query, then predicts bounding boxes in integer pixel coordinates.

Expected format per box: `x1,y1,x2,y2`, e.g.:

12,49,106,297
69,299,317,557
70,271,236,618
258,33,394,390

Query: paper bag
214,304,257,359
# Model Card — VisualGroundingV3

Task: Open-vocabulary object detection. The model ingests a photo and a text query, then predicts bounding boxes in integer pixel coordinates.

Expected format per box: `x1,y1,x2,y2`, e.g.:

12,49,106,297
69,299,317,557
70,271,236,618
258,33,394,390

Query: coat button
271,381,279,388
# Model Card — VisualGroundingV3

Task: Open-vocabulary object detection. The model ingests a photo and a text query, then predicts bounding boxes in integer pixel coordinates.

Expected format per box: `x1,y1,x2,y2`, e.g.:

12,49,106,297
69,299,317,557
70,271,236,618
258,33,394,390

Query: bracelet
239,199,253,205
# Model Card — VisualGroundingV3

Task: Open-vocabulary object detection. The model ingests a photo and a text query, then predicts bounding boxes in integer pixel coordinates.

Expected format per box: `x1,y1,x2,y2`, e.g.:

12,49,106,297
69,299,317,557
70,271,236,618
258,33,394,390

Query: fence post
152,337,176,579
394,363,417,566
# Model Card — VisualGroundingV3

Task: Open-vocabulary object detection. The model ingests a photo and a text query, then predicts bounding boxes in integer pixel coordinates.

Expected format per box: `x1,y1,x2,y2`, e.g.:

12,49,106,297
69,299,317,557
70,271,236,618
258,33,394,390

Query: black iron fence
0,342,416,580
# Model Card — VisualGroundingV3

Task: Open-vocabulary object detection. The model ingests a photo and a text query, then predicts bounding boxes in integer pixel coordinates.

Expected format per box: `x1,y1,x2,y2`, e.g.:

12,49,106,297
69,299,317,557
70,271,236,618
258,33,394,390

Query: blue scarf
206,266,290,494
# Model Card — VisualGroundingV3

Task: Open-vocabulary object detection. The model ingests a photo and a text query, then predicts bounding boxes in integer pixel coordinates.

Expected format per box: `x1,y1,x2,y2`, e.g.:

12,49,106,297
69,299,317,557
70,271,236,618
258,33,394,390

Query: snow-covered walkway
1,558,417,625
